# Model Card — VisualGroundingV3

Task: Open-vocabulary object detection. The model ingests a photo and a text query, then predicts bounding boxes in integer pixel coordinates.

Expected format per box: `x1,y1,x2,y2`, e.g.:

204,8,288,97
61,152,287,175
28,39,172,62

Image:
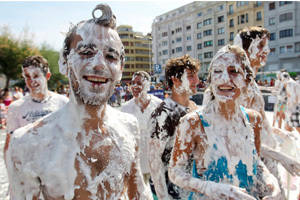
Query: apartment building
152,1,227,79
227,1,264,43
117,25,152,82
264,1,300,74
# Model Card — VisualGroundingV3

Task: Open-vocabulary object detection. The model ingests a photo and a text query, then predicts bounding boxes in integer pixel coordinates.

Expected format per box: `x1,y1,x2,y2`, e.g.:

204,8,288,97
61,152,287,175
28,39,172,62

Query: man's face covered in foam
130,75,149,98
23,66,48,95
67,22,123,105
249,35,270,68
210,52,247,102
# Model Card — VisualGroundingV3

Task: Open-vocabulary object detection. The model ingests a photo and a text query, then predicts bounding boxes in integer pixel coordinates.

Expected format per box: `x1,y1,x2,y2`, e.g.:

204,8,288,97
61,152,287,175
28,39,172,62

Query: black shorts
288,104,300,127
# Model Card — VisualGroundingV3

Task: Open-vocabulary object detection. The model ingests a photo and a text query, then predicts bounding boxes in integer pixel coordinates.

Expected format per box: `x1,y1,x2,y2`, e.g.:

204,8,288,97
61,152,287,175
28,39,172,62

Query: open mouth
83,75,110,85
218,85,235,92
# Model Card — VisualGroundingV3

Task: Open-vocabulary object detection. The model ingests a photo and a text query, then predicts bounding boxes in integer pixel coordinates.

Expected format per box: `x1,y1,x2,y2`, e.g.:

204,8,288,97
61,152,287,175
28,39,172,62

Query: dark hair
132,71,151,81
238,26,270,52
165,55,200,88
22,55,49,75
61,4,124,66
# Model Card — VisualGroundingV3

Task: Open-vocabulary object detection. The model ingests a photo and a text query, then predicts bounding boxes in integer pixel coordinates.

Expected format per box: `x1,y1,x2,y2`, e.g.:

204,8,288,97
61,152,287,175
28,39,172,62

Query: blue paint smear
204,156,233,183
198,113,210,127
235,160,254,192
213,143,218,150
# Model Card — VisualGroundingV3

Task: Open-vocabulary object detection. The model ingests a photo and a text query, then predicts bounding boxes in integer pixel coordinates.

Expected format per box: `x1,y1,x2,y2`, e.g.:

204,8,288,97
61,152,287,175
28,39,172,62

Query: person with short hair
5,4,151,199
121,71,162,184
149,54,200,199
169,45,280,200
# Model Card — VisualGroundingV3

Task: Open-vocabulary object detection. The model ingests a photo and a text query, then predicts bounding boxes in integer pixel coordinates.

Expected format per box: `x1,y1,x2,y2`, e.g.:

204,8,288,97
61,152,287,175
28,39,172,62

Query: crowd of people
2,3,300,200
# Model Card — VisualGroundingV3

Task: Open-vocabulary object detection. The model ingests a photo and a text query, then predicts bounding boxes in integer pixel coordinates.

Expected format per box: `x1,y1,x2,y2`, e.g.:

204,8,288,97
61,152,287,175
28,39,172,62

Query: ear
46,72,51,80
171,76,181,88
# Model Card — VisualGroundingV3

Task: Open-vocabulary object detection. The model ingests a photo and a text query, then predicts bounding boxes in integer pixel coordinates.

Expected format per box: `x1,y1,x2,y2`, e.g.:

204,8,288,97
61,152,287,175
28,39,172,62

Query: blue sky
0,1,192,51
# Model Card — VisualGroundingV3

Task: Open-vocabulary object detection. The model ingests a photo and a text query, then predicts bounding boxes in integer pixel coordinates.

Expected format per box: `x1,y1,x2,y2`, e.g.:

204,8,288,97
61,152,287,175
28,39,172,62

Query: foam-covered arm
149,138,170,200
5,137,41,200
261,144,300,176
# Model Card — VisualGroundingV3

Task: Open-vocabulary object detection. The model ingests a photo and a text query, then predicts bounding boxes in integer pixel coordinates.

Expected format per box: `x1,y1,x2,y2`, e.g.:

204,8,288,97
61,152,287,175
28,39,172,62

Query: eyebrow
76,43,96,50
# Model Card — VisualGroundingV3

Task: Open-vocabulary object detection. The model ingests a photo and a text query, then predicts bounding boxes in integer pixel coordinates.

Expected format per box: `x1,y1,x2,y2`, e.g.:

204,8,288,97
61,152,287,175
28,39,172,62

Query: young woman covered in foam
5,4,151,200
169,45,281,200
234,27,300,199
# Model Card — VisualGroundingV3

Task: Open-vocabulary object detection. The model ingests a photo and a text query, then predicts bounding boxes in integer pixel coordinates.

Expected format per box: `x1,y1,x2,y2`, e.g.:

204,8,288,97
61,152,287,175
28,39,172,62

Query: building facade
152,1,227,79
264,1,300,74
227,1,264,43
117,25,152,82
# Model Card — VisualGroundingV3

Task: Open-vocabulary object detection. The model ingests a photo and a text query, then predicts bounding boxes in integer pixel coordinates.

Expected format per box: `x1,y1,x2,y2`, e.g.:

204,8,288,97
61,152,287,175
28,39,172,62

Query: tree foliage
0,26,39,89
39,43,68,91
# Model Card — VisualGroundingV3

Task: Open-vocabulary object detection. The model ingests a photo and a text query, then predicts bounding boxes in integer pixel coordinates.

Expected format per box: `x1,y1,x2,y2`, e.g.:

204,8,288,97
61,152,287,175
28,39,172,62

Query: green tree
39,43,68,91
0,26,39,89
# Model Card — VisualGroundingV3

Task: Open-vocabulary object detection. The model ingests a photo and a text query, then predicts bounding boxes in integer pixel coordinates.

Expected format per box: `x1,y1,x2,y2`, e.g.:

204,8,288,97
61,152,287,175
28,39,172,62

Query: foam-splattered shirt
150,97,192,199
7,91,68,133
121,94,162,174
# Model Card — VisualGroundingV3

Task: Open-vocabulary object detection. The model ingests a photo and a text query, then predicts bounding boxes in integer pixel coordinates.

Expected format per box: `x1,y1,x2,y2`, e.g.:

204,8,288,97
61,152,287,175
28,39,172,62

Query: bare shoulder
179,111,202,133
244,108,262,125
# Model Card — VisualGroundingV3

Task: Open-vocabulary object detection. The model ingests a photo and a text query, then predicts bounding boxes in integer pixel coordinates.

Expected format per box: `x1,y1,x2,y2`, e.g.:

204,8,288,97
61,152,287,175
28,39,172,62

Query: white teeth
86,76,107,83
219,86,233,90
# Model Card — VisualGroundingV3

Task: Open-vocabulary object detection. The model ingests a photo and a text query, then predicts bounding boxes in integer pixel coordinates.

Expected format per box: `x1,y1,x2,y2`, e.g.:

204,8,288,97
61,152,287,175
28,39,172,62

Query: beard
69,68,115,106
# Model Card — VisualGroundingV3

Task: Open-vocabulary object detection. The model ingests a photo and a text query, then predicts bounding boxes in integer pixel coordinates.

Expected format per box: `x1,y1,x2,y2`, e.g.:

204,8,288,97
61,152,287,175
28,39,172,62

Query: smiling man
149,55,200,199
6,56,68,134
5,4,151,200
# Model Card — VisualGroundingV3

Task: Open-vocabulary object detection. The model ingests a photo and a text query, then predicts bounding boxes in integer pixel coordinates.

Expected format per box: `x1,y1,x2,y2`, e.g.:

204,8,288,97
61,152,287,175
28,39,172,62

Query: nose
92,51,106,71
221,70,230,82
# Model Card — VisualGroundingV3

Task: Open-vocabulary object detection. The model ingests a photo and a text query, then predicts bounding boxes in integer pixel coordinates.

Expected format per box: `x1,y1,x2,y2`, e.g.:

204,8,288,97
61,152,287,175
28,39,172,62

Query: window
217,27,225,35
204,52,213,58
269,2,275,10
229,5,234,14
295,42,300,52
197,22,202,29
172,49,175,54
198,54,203,60
186,25,191,30
218,5,224,11
162,32,168,37
255,1,262,7
186,35,192,41
229,19,234,27
279,1,292,6
270,33,276,41
218,39,225,46
203,29,212,37
197,43,202,49
172,40,175,44
270,48,276,55
218,16,224,23
162,41,168,46
279,12,293,22
203,18,212,26
197,33,202,39
204,40,213,47
236,1,248,7
187,46,192,51
256,11,262,21
279,29,293,38
239,14,246,24
280,46,285,54
269,17,275,25
197,12,202,17
246,13,248,22
176,47,182,53
176,37,182,42
171,30,174,35
207,8,212,13
175,27,182,33
286,45,293,53
230,32,234,41
162,50,168,55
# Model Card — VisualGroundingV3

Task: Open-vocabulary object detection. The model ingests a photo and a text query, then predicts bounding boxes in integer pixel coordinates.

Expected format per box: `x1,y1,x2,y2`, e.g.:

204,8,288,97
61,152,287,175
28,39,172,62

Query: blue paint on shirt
204,156,233,183
235,160,254,193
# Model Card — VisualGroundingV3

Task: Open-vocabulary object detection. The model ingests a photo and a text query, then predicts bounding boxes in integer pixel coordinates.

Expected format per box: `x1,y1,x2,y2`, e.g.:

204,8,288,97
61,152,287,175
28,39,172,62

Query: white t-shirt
7,91,69,133
121,94,162,174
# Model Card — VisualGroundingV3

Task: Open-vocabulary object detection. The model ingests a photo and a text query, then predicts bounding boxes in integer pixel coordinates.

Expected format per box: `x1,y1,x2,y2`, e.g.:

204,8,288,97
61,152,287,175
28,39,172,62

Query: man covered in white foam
280,72,300,134
4,55,68,157
233,26,300,198
169,45,281,200
149,55,200,199
5,4,152,200
121,71,162,184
